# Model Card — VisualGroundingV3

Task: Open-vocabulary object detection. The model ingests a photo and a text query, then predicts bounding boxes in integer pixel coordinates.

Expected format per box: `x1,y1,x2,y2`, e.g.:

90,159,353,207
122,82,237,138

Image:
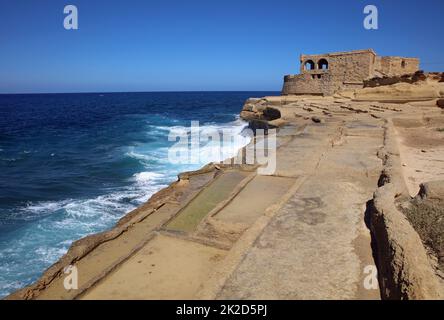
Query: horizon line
0,89,281,96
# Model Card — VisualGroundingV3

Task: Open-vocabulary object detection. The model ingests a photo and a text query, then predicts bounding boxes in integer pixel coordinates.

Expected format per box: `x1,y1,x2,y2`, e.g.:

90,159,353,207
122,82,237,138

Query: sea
0,91,278,297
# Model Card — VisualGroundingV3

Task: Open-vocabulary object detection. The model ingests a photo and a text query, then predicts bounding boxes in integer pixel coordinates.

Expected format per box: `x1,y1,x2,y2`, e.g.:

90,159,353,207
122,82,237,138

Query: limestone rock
242,103,254,112
268,118,288,128
253,103,267,113
240,110,261,121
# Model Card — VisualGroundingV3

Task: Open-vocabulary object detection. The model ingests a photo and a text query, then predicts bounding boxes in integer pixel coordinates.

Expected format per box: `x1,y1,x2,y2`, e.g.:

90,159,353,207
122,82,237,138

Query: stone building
282,49,419,96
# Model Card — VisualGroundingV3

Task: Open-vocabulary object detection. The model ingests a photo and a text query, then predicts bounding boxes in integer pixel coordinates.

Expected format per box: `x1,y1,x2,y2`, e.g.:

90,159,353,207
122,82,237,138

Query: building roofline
380,56,419,60
328,49,377,56
300,49,377,60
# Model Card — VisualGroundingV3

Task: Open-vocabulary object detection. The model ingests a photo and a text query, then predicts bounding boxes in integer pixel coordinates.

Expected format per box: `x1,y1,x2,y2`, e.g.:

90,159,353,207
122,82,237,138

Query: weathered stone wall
328,50,375,82
285,50,375,95
283,49,420,96
377,56,419,76
299,50,374,81
282,74,335,96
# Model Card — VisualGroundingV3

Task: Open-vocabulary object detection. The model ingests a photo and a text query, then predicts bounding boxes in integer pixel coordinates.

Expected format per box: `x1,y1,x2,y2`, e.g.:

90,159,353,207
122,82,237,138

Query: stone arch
318,58,329,70
401,60,406,68
304,60,315,71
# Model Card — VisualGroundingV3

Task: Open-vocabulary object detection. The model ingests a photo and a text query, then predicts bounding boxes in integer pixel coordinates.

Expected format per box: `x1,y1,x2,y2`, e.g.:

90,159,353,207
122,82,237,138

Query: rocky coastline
7,72,444,300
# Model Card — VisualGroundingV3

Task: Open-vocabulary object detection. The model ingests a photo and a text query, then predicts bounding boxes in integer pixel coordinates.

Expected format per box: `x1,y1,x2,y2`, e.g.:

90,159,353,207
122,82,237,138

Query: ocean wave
168,119,251,165
20,176,164,224
125,150,170,168
150,117,247,136
133,171,164,185
15,200,72,221
34,246,68,264
125,150,161,162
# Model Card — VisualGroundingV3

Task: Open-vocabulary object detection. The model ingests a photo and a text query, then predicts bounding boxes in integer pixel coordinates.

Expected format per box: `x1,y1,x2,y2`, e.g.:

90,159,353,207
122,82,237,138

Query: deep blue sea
0,91,277,297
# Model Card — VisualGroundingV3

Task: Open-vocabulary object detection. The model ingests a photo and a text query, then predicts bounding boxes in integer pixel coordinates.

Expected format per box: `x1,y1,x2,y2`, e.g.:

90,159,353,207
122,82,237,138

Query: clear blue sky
0,0,443,93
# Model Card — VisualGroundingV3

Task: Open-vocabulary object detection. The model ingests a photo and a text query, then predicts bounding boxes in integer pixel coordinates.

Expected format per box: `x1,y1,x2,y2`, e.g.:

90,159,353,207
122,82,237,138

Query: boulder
417,180,444,201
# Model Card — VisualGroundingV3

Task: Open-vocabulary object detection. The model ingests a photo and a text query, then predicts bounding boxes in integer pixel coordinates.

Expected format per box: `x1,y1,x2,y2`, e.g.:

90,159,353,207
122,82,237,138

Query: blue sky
0,0,443,93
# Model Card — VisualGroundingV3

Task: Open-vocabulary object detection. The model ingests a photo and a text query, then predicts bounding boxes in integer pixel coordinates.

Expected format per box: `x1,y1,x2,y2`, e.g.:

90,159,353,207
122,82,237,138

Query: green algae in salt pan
166,171,250,233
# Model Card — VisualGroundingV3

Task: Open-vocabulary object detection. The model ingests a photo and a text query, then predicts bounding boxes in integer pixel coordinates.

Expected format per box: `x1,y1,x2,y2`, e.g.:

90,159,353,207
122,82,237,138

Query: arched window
318,58,328,70
304,60,315,71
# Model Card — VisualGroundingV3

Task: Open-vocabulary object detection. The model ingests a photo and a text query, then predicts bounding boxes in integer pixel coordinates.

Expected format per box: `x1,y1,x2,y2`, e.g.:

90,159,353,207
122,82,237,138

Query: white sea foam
24,200,70,213
166,118,251,165
34,247,67,264
133,171,164,184
17,200,72,221
125,150,167,163
18,166,168,231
